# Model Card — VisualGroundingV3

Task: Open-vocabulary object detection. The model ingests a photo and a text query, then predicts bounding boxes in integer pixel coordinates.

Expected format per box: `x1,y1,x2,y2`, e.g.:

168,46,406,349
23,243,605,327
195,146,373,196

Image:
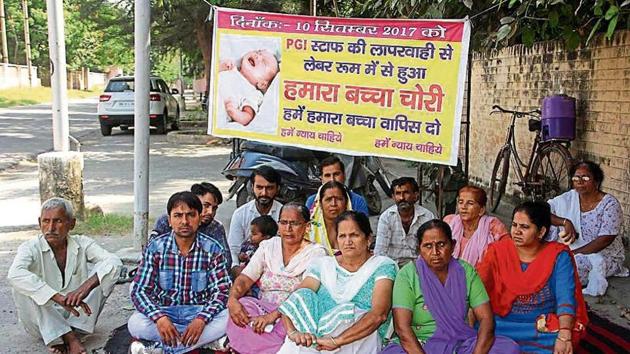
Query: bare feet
62,331,87,354
48,344,67,354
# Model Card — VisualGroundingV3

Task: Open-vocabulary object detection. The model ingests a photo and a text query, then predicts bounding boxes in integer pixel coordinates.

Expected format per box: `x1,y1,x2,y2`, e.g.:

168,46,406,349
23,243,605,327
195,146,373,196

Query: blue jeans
128,306,228,354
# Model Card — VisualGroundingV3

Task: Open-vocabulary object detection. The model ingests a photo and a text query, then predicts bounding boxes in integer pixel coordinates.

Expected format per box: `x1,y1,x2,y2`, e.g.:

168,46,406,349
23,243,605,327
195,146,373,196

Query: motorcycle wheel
236,185,252,208
360,178,382,215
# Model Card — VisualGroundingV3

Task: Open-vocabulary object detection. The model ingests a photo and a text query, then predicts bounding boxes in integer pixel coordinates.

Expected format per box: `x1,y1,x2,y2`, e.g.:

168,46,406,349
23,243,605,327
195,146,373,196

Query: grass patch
74,213,134,236
0,85,103,108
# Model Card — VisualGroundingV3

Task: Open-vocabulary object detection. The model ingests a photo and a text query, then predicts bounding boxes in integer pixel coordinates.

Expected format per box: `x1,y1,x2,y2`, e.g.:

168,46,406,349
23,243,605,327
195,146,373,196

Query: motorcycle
222,140,392,215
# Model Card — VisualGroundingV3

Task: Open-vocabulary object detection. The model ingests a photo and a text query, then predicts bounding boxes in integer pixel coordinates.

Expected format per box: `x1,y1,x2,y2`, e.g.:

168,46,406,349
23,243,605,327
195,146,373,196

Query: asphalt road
0,99,241,229
0,99,100,164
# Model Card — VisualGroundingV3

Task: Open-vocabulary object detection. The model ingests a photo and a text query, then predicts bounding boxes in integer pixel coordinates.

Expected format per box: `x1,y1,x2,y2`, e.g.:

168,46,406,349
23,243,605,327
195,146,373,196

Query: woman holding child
309,181,352,254
278,211,397,354
226,203,327,354
382,219,519,354
477,201,588,353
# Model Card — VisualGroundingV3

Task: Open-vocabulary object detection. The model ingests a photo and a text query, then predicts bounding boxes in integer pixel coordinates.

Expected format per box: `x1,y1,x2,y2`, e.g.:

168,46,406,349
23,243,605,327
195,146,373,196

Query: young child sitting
218,49,279,126
239,215,278,298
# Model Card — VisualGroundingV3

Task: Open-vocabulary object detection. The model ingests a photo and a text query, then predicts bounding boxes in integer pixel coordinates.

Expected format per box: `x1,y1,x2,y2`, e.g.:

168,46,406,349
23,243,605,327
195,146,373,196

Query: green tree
1,0,133,73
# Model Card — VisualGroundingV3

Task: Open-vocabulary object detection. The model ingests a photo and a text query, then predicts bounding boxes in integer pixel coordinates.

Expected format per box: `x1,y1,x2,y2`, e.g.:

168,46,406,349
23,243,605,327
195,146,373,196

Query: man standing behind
128,191,231,353
305,156,369,216
374,177,435,267
8,197,122,354
227,166,282,270
152,182,231,266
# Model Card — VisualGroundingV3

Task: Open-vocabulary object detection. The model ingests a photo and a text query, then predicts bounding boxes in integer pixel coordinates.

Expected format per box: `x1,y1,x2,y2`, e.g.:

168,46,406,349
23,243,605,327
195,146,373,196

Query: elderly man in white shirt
7,197,122,354
227,165,283,273
374,177,435,267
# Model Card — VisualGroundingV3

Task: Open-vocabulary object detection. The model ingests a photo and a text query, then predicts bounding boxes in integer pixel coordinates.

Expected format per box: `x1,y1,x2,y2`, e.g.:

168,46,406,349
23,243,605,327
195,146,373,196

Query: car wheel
171,107,180,130
156,110,167,134
100,123,112,136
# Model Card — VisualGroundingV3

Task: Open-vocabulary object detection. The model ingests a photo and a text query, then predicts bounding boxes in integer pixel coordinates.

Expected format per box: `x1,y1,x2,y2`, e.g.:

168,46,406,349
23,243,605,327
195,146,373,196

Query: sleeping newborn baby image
218,49,279,126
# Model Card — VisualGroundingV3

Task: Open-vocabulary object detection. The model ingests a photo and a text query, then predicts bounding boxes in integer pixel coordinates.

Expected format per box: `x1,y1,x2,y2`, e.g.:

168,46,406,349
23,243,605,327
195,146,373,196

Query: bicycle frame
500,112,542,187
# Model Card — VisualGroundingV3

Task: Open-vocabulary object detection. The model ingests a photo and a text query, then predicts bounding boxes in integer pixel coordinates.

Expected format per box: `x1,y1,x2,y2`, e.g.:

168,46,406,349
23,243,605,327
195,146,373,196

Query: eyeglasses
571,175,592,182
278,220,306,228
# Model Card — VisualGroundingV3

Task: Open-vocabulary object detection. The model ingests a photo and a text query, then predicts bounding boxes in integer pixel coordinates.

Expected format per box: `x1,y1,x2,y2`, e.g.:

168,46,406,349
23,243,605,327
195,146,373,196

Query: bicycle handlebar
491,105,541,117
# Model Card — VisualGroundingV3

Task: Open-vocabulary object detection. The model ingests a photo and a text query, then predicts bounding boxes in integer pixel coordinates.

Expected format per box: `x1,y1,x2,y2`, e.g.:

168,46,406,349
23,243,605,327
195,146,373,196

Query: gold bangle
288,330,298,337
330,336,339,347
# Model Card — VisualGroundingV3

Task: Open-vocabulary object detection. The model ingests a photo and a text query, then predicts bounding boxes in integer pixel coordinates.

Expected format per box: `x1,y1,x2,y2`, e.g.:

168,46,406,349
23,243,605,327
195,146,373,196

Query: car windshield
105,79,158,92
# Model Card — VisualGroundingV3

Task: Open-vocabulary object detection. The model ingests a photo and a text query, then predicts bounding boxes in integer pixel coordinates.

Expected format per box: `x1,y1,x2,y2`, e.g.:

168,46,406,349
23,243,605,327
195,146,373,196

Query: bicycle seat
528,118,541,132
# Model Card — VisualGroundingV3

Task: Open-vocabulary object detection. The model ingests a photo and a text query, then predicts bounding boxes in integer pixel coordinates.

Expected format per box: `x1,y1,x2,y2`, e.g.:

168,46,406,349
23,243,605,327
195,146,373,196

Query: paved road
0,99,241,229
0,99,100,169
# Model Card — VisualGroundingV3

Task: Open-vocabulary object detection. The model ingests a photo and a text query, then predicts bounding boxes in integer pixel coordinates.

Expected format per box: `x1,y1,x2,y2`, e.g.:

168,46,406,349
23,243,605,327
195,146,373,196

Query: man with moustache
374,177,435,267
8,197,122,354
304,156,369,216
128,191,231,353
227,165,283,273
151,182,231,266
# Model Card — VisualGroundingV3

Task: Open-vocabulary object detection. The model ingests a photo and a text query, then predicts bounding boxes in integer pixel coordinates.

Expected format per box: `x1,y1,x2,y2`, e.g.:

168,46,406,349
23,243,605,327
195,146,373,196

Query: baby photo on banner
208,7,470,165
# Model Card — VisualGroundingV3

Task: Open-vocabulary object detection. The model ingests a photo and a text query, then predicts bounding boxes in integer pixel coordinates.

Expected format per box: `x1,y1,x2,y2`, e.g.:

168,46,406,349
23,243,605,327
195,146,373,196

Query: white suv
97,76,180,136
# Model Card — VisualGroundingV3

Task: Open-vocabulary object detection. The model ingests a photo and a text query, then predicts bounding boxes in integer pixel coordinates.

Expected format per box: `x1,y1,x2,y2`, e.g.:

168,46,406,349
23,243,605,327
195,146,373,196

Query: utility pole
46,0,69,151
0,0,8,65
38,0,84,221
22,0,32,86
133,0,151,250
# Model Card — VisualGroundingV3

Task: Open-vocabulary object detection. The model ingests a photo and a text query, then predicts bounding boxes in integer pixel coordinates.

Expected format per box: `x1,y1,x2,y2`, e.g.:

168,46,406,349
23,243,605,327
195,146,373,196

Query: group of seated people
7,157,626,354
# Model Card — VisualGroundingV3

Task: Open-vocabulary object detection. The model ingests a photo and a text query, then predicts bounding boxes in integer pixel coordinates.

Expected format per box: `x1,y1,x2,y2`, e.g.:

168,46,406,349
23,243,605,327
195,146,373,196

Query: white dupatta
315,255,395,304
548,189,586,249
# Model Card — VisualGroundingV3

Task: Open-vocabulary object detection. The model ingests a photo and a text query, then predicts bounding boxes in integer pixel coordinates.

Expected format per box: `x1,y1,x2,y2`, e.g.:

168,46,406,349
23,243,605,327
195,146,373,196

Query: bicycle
489,105,573,212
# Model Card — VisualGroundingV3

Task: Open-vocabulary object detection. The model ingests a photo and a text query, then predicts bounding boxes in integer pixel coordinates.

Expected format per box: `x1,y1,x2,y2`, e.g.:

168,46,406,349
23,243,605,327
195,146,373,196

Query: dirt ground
0,229,135,354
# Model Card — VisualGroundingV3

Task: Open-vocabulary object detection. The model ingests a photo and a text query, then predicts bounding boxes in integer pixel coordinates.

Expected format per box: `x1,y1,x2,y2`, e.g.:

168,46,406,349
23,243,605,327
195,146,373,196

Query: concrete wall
468,30,630,239
0,64,41,89
67,68,107,90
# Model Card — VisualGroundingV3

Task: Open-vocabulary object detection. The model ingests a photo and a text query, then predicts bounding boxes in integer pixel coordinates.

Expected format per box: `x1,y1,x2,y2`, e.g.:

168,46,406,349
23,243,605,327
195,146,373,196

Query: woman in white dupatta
547,160,627,296
278,211,397,354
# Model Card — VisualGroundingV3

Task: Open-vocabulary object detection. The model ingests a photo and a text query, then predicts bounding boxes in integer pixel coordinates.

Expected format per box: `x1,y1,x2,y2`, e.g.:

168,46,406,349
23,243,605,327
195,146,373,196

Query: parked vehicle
488,102,574,212
97,76,180,136
222,140,391,214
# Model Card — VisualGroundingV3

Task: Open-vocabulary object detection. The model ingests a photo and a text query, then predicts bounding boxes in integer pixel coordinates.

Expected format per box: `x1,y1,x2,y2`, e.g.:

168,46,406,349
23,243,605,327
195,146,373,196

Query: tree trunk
194,19,212,91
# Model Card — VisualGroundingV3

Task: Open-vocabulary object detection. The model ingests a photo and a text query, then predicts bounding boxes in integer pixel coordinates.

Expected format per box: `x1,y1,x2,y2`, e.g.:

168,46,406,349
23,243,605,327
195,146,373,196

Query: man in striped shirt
128,191,231,353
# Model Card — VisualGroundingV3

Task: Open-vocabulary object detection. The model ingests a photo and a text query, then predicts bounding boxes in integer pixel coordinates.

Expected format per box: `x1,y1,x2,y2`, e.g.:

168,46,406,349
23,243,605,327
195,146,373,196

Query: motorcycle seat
240,141,316,161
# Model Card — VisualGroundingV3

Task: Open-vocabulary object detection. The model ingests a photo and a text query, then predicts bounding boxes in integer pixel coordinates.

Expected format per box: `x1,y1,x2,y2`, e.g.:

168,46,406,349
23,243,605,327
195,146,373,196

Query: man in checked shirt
128,191,231,353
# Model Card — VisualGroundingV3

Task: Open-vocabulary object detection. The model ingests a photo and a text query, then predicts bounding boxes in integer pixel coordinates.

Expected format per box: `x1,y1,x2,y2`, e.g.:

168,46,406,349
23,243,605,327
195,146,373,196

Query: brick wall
468,30,630,240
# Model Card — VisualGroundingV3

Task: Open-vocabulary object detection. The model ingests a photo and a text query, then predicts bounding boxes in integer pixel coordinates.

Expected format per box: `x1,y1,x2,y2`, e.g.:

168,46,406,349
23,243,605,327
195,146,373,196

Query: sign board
208,7,470,165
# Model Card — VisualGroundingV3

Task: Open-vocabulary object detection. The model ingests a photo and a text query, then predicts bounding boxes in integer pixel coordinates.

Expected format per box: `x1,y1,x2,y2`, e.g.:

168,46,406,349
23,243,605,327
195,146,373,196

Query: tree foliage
321,0,630,50
0,0,133,72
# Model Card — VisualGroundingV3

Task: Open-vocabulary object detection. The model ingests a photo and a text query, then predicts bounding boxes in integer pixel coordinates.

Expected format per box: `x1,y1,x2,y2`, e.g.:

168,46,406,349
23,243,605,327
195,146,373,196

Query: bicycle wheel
530,143,573,201
489,146,511,212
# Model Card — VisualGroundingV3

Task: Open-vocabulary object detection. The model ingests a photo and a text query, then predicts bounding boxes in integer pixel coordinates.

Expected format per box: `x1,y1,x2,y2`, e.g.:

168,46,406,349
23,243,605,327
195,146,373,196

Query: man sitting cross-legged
128,191,231,354
8,197,122,354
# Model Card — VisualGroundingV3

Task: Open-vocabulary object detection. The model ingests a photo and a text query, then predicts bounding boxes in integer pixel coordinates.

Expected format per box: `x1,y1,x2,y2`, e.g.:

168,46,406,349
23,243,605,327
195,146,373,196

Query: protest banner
208,7,470,165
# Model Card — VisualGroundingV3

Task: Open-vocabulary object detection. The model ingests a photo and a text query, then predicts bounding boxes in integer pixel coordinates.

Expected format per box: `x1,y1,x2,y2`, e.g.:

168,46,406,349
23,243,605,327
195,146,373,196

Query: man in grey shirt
374,177,435,267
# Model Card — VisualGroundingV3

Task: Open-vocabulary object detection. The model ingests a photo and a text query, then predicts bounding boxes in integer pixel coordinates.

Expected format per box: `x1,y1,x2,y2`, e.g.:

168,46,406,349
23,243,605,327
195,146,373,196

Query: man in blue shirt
305,156,369,216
